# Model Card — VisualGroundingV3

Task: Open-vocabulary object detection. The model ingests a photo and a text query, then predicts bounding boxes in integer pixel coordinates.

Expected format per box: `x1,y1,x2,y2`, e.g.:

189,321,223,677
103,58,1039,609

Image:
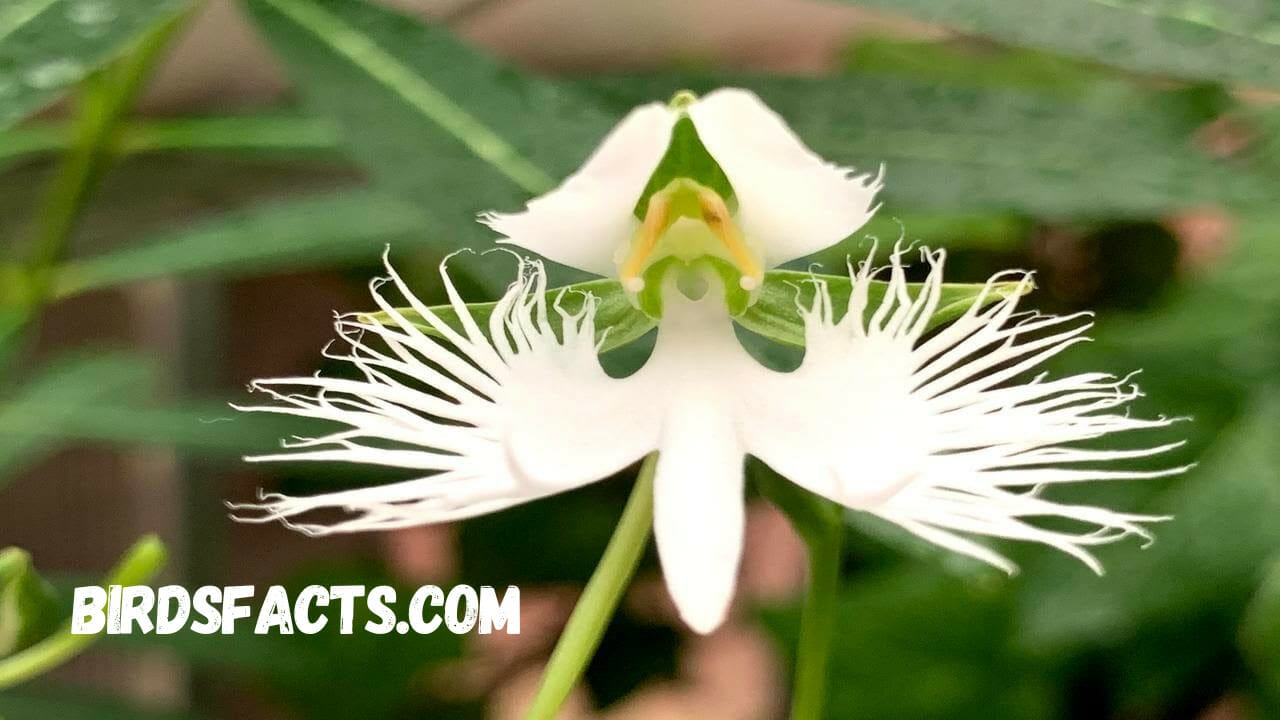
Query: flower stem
789,510,844,720
523,454,656,720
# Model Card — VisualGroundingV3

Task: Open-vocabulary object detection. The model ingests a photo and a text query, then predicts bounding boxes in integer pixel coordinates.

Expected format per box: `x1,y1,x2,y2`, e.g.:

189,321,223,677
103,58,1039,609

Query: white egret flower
232,89,1185,634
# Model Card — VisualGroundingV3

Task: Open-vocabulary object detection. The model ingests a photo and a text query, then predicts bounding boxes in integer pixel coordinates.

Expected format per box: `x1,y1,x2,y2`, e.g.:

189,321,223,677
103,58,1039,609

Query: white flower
232,89,1185,634
233,246,1184,633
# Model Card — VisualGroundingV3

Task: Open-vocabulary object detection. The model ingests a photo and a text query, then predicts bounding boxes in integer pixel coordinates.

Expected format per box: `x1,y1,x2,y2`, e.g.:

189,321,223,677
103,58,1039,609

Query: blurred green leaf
362,276,656,354
109,561,464,720
850,0,1280,88
844,37,1119,96
1242,557,1280,700
1079,216,1280,381
738,270,1029,347
0,548,60,658
0,351,151,486
243,0,619,284
0,115,344,167
764,568,1054,720
0,535,166,690
0,394,339,457
0,0,192,129
807,211,1030,266
1018,389,1280,651
587,74,1274,217
49,191,431,297
0,693,196,720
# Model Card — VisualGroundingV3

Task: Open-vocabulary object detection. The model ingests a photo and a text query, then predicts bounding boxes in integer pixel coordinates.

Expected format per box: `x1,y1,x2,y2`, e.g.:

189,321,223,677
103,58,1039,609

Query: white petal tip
679,605,728,635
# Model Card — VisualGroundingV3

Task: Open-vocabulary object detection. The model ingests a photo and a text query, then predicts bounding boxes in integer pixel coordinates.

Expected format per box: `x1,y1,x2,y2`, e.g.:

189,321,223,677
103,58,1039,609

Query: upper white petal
688,88,883,267
229,256,661,534
742,247,1184,573
481,103,676,276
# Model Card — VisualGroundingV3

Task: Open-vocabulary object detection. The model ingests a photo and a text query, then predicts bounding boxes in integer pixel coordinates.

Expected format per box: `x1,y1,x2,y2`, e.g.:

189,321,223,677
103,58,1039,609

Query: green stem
20,13,186,306
790,513,844,720
524,454,656,720
0,535,167,690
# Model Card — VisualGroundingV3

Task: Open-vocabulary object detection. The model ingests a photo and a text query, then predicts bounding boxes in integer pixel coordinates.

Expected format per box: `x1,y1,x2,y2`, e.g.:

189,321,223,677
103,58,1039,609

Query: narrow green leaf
49,191,431,297
0,0,193,129
0,535,166,690
738,269,1030,347
848,0,1280,89
0,115,344,166
0,548,61,659
0,351,152,487
244,0,620,281
361,277,656,354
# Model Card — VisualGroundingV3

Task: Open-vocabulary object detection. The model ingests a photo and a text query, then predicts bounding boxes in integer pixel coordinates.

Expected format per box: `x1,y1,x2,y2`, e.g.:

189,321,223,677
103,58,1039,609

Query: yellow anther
695,187,762,291
619,189,673,292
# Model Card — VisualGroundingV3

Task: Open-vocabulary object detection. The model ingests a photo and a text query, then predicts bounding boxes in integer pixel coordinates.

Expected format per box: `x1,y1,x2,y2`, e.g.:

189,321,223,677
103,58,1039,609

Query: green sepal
631,115,735,219
738,269,1033,347
0,549,62,659
361,278,656,354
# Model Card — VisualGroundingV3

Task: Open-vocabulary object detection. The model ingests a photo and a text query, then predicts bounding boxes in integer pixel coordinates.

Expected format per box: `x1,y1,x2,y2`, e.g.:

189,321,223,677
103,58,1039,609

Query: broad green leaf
0,351,151,487
0,549,60,658
243,0,619,283
1241,557,1280,700
0,535,166,690
586,74,1273,217
362,277,656,354
762,568,1054,720
0,0,192,129
738,269,1030,347
49,191,431,297
848,0,1280,89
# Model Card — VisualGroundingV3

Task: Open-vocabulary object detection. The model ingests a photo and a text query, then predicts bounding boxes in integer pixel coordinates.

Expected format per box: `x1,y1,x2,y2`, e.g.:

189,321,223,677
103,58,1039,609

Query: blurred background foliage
1,0,1279,718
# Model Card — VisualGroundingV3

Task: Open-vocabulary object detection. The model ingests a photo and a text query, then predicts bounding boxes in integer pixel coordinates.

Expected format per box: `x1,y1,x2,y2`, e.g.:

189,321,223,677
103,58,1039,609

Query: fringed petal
230,253,660,534
744,245,1186,573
